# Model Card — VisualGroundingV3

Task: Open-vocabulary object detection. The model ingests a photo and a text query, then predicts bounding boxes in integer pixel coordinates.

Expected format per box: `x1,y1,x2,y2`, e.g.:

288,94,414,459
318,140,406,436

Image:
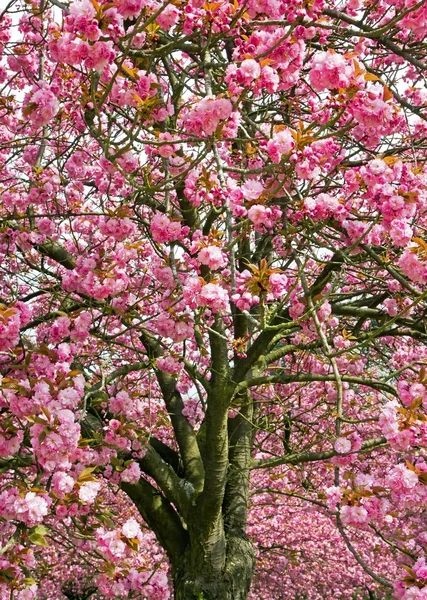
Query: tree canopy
1,0,427,598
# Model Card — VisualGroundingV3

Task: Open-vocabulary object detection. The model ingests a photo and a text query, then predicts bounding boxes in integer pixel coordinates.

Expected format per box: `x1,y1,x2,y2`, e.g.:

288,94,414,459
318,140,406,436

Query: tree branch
251,436,388,469
121,478,188,563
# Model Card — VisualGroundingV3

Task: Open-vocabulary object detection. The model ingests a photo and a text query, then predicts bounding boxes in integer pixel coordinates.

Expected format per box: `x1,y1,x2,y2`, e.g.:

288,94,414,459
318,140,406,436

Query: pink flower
121,518,142,539
239,59,261,85
156,356,182,375
267,128,294,163
325,485,341,511
151,213,184,243
49,316,71,343
66,0,100,39
116,0,145,18
0,430,23,457
383,298,399,316
99,216,135,241
51,472,75,498
96,529,127,561
399,246,427,285
23,83,59,129
49,34,90,66
198,245,227,270
247,205,267,227
242,180,263,200
304,193,340,220
413,558,427,580
183,97,233,137
350,85,394,130
199,283,229,312
84,40,116,71
156,4,180,29
69,0,96,19
261,66,280,93
120,461,141,484
334,437,352,454
349,432,362,452
117,150,139,173
310,51,354,91
389,219,413,247
386,464,419,494
379,400,416,450
78,481,101,504
269,273,288,298
0,305,21,352
156,132,178,158
15,492,49,525
340,504,369,527
289,300,305,320
181,398,203,425
110,390,134,415
316,299,331,323
231,291,259,311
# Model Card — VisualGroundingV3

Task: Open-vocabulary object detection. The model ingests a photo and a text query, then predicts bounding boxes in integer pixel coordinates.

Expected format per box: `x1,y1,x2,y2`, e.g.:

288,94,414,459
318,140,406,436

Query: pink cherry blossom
239,59,261,85
242,180,263,200
23,83,59,129
183,97,233,137
334,437,352,454
78,481,102,504
156,4,180,29
310,51,354,91
198,282,229,312
120,462,141,484
198,245,227,270
121,518,142,539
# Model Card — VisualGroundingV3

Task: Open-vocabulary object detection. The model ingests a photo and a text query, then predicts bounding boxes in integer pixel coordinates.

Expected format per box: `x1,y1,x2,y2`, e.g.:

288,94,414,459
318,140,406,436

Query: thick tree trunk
173,534,255,600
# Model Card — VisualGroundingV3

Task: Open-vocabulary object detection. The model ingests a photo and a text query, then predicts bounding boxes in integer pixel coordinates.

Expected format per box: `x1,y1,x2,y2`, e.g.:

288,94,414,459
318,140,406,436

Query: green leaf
32,525,49,536
78,466,97,482
29,533,48,547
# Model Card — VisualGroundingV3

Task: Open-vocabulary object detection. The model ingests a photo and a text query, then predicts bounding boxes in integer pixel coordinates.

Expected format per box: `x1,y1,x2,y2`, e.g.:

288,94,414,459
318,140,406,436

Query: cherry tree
1,0,427,598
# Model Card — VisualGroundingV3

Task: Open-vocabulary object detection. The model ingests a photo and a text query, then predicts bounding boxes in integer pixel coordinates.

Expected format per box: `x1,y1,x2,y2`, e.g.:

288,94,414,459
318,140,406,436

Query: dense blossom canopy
1,0,427,598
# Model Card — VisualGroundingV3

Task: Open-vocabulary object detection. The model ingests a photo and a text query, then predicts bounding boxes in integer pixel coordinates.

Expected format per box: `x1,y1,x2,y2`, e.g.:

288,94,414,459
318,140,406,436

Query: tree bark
173,533,255,600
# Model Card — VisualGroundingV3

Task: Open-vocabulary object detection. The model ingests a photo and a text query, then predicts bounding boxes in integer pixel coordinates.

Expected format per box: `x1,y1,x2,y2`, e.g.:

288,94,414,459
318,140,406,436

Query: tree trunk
173,534,255,600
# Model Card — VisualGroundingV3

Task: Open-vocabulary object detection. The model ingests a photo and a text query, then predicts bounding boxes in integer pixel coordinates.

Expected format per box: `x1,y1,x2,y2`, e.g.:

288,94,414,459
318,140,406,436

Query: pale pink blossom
340,504,369,527
156,4,180,29
198,246,227,270
242,180,263,200
247,205,273,228
325,485,341,511
199,283,229,312
78,481,101,504
183,97,232,137
116,0,145,18
310,51,354,91
121,518,142,539
266,128,294,163
261,66,280,93
120,462,141,484
23,83,59,129
239,59,261,85
151,213,185,243
399,246,427,285
69,0,96,20
51,472,75,498
269,273,288,298
389,219,413,247
334,437,352,454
